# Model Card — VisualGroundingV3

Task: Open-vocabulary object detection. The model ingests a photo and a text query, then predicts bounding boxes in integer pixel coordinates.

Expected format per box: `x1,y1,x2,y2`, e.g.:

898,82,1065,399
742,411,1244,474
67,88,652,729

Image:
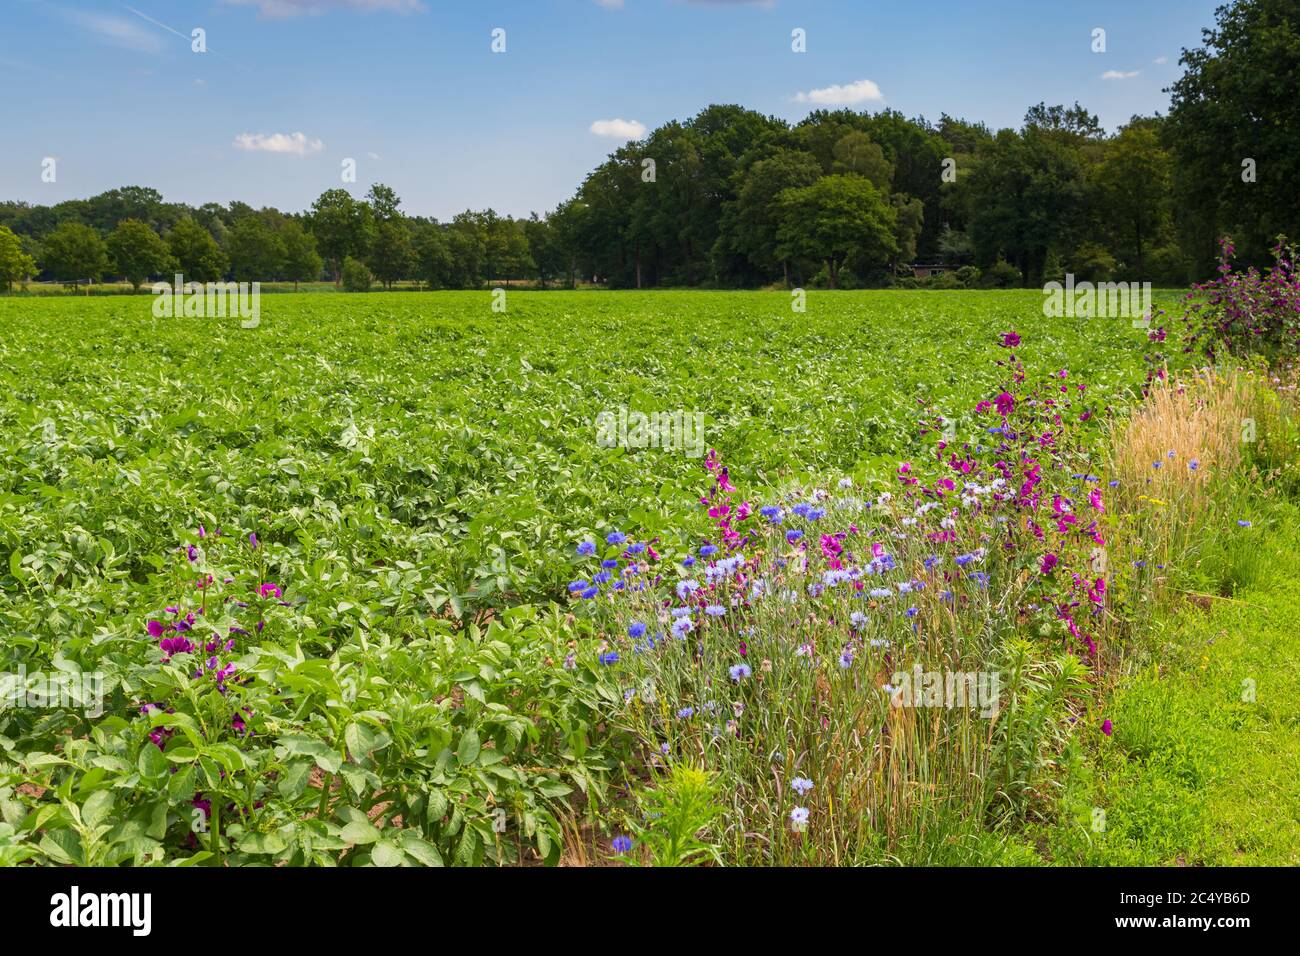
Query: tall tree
42,222,108,294
1167,0,1300,272
279,221,323,290
168,218,228,282
0,225,38,292
225,216,286,281
107,219,174,291
308,189,373,284
776,174,897,289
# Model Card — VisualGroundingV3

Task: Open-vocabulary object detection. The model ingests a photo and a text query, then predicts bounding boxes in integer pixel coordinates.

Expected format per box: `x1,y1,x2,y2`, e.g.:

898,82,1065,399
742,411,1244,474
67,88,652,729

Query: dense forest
1,0,1296,293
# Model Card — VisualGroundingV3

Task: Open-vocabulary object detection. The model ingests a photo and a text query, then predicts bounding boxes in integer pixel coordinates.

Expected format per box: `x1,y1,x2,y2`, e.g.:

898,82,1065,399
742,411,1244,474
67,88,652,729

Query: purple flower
611,835,633,854
577,540,596,556
628,621,647,639
729,663,751,681
248,532,259,549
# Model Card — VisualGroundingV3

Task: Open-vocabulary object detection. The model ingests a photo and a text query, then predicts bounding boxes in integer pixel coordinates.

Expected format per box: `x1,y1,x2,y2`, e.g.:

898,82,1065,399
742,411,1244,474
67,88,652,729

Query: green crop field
3,287,1296,870
0,290,1162,615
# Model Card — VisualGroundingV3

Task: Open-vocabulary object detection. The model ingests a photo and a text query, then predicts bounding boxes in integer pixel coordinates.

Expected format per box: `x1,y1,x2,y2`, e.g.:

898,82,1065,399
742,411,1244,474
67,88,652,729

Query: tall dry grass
1107,368,1277,599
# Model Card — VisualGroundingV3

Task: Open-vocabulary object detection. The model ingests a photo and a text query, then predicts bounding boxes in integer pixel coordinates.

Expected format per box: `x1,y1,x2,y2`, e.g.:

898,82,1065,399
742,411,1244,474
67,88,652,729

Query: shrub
340,256,372,292
1182,236,1300,363
982,258,1022,289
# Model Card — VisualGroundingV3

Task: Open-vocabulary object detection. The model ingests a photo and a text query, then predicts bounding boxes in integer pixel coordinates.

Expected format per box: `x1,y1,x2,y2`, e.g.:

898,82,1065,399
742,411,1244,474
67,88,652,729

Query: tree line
1,0,1294,293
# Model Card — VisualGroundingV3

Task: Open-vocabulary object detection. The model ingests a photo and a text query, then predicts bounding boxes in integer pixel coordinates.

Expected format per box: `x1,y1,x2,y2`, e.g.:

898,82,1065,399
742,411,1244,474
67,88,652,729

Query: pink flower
147,620,165,638
259,583,281,599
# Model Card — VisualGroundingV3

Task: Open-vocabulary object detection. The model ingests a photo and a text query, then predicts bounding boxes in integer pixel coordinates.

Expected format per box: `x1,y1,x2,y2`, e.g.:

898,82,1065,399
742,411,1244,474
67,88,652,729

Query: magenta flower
259,582,281,599
1101,719,1113,737
994,392,1015,416
159,636,195,658
1039,553,1059,575
146,620,165,638
1000,331,1020,348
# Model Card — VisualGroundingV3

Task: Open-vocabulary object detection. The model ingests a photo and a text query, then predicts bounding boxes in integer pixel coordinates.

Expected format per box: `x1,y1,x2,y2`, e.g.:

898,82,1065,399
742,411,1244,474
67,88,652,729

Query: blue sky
2,0,1221,220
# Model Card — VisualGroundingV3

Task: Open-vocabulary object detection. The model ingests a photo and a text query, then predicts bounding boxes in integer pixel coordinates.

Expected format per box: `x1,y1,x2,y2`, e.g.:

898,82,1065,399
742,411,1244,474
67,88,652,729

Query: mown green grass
1043,500,1300,865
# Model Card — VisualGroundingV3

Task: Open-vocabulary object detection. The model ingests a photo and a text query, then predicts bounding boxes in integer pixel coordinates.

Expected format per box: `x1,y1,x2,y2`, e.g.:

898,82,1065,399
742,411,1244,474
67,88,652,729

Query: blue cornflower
699,544,718,557
790,807,809,827
580,586,599,600
628,621,647,639
1189,459,1200,471
705,604,726,617
577,541,596,556
786,529,804,543
611,835,633,854
567,580,589,592
599,651,618,665
791,777,814,795
729,663,752,681
676,706,694,718
1237,519,1252,527
628,541,645,554
606,530,626,545
601,558,619,569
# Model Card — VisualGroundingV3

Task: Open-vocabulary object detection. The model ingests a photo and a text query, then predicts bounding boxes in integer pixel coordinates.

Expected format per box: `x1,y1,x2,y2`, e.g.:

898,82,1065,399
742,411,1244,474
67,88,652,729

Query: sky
1,0,1223,220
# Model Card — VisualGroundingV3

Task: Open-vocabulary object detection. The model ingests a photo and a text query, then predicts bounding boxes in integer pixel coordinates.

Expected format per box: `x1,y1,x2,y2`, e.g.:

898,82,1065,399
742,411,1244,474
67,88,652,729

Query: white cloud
593,0,625,7
590,118,648,139
234,132,325,155
1100,70,1141,80
793,78,884,107
63,10,166,52
1154,55,1168,65
223,0,424,17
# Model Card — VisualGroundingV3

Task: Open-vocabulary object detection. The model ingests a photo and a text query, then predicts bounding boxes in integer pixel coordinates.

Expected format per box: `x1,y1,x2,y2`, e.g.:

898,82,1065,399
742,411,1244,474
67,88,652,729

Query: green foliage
107,220,174,291
167,219,228,283
630,764,723,867
279,221,323,289
41,222,108,292
340,256,372,292
0,225,38,292
775,174,897,289
225,216,286,283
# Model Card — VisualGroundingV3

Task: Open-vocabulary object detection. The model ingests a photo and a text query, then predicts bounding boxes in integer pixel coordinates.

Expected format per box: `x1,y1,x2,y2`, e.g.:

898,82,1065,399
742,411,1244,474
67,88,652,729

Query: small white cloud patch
233,132,325,155
590,118,648,139
792,79,884,107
